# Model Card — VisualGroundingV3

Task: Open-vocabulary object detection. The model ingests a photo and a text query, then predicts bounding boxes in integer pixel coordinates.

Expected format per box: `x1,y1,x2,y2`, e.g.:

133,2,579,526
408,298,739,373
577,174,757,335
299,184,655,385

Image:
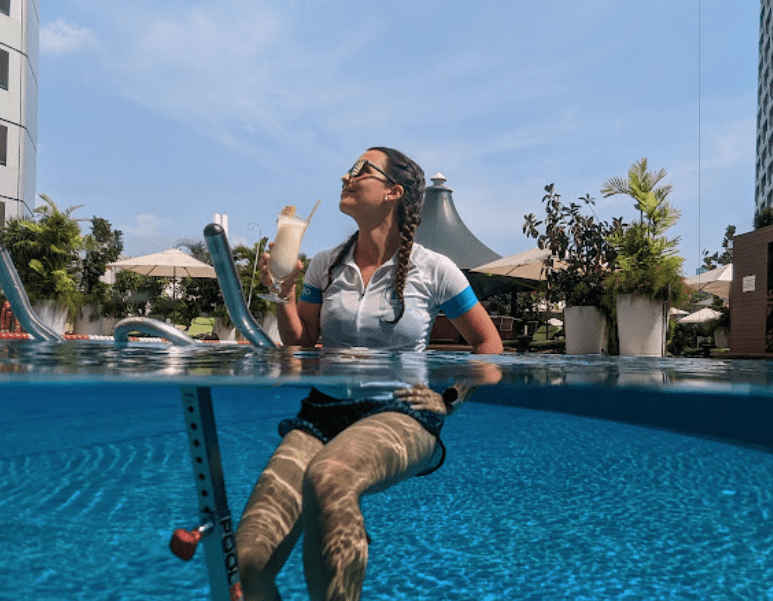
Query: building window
0,49,8,91
0,0,9,17
0,124,7,166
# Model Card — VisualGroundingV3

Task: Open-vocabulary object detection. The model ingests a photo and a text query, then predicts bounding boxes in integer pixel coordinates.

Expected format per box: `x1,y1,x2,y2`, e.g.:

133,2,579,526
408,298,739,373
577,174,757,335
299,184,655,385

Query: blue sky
38,1,757,277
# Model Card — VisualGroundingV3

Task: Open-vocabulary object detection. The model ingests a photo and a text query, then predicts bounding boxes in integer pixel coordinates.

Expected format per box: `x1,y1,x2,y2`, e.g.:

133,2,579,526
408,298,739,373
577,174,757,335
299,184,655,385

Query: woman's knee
302,456,361,511
236,526,275,579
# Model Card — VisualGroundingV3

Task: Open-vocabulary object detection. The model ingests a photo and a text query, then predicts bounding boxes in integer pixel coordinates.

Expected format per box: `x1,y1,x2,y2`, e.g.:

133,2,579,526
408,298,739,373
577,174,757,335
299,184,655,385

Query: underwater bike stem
170,225,278,600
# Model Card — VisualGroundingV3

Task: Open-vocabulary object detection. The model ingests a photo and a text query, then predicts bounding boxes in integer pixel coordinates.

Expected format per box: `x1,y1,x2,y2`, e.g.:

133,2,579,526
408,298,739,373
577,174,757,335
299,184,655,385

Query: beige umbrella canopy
678,307,722,324
471,247,567,281
684,264,732,300
108,248,216,279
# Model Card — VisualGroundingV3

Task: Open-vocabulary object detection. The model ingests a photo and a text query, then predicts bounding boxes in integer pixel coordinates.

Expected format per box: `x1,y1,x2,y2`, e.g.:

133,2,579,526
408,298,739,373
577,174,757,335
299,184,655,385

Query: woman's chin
339,198,355,216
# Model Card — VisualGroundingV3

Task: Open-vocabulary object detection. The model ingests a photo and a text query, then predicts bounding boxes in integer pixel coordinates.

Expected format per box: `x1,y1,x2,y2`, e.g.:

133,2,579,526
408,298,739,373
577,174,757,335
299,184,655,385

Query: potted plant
601,159,688,356
0,195,84,334
524,184,622,354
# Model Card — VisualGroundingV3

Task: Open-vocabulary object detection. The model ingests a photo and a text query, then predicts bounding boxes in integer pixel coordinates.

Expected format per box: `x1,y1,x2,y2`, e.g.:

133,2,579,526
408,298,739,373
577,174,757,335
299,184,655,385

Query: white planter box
101,317,121,337
73,305,102,336
31,300,69,335
564,305,607,355
213,317,237,341
616,294,668,357
713,327,729,348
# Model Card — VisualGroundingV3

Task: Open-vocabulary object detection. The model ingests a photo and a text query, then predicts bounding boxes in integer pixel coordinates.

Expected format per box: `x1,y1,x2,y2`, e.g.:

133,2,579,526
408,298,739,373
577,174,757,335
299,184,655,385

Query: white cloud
40,19,97,56
122,213,167,237
117,214,180,256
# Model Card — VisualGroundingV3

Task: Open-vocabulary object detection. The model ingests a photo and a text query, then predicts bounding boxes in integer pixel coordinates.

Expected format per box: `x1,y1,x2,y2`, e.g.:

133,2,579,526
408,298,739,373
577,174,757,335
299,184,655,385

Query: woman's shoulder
410,243,459,271
310,241,351,268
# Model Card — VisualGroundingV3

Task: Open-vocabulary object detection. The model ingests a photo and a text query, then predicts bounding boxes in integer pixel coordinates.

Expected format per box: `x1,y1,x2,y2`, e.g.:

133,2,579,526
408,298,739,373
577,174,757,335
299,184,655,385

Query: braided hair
323,147,426,324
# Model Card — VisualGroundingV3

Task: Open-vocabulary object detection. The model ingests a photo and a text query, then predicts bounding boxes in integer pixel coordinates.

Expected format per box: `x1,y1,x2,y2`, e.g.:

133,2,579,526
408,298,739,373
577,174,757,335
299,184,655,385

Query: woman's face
340,150,400,221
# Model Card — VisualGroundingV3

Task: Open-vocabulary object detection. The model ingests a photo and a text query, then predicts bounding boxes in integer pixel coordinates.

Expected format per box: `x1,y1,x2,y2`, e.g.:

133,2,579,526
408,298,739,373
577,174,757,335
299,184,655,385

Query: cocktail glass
258,202,318,304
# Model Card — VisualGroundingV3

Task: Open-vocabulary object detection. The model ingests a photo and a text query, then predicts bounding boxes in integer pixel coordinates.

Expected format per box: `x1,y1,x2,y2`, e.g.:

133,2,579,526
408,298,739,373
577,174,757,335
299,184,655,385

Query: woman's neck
354,222,400,268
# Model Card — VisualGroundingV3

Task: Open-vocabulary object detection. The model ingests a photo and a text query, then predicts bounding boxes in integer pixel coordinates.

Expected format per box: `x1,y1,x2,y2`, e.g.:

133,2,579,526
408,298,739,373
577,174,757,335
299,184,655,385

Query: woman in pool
237,147,502,600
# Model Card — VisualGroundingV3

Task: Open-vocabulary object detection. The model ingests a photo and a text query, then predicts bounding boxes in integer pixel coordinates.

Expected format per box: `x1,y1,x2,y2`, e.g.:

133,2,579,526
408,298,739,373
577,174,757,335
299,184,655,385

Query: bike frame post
180,386,243,601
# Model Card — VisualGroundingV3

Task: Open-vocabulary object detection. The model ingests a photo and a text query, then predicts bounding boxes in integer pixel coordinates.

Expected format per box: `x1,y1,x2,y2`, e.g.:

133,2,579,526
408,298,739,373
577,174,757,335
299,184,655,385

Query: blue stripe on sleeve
439,286,477,319
300,284,322,304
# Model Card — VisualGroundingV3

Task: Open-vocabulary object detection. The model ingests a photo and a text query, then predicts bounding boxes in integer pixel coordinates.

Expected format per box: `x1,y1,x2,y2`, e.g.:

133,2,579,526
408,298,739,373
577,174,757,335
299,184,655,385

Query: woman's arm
394,360,503,415
277,296,321,347
449,302,503,354
260,253,321,347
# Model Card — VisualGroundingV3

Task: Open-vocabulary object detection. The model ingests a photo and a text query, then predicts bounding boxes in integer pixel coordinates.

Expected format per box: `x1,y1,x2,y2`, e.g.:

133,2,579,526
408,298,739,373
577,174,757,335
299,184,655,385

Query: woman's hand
260,245,303,302
393,384,447,415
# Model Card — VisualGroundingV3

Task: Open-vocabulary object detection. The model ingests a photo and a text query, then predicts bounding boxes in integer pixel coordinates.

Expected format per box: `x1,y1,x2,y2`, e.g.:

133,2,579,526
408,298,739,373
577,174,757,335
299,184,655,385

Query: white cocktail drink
259,202,319,304
268,213,309,280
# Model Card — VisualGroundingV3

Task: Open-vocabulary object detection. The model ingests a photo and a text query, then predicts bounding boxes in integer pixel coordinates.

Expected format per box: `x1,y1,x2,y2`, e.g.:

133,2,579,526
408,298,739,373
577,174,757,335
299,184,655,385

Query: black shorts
278,387,446,475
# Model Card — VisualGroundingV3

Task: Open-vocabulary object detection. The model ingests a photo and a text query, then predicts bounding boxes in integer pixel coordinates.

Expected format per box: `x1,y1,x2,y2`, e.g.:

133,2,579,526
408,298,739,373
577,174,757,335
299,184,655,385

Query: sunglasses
346,159,398,185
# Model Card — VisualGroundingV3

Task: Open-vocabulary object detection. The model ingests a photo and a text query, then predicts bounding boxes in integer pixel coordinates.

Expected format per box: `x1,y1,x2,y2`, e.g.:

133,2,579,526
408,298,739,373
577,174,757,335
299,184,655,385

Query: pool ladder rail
0,246,63,342
0,224,276,348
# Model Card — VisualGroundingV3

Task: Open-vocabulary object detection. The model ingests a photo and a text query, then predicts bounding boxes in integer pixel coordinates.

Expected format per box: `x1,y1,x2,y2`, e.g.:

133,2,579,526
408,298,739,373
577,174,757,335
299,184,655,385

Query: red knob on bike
170,527,203,561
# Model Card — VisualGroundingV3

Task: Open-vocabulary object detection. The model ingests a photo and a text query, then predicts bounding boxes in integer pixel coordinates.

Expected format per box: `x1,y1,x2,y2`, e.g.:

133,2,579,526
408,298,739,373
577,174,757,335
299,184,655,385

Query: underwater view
1,343,772,599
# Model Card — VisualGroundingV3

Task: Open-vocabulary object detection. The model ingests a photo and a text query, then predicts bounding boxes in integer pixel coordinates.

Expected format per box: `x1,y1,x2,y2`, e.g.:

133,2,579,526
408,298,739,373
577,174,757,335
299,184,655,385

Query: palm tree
601,158,678,238
600,158,685,305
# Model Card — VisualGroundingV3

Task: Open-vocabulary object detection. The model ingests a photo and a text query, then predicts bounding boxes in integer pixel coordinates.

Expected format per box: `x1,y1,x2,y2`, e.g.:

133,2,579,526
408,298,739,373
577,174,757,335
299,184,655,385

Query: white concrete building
757,0,773,213
0,0,38,226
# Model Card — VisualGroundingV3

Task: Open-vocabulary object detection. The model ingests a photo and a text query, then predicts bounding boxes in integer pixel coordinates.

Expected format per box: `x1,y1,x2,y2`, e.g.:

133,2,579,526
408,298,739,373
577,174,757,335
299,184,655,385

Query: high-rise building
0,0,38,227
756,0,773,214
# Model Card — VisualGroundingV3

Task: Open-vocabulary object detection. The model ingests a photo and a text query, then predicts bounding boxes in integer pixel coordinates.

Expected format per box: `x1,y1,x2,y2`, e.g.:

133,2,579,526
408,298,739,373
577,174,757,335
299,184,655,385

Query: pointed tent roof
415,173,501,270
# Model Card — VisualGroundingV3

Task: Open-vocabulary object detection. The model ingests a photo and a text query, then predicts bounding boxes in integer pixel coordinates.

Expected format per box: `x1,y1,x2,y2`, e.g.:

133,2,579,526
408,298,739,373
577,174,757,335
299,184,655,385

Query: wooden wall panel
730,226,773,355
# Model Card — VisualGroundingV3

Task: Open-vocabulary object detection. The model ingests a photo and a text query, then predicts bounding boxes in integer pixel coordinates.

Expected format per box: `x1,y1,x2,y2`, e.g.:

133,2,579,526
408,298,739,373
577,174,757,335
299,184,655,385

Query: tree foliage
169,237,309,326
702,224,735,270
754,206,773,230
524,184,622,307
80,216,124,300
0,194,83,311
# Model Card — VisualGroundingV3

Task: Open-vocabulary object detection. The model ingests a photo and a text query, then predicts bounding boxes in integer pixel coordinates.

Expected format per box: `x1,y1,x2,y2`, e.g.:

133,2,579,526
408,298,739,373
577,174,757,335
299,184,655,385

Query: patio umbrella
669,307,689,319
108,248,216,279
108,248,217,301
678,307,722,324
684,264,732,300
471,247,567,281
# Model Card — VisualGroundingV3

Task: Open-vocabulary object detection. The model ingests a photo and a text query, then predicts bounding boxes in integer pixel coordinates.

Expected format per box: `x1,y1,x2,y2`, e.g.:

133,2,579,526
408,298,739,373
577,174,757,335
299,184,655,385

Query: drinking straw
307,198,321,222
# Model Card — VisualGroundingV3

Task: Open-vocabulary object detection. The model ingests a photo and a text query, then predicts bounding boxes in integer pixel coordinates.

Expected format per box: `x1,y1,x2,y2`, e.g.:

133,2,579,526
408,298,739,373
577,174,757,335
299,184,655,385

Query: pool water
2,376,772,600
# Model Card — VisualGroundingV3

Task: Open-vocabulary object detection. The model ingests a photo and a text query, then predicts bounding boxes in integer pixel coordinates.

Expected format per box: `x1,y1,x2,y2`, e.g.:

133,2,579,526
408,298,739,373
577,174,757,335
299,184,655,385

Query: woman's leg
301,411,439,601
236,429,325,601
